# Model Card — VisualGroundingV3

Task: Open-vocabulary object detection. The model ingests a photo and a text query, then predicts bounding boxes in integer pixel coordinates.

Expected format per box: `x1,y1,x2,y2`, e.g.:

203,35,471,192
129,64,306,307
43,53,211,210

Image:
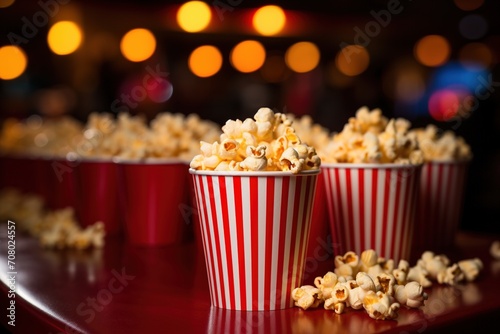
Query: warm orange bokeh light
285,42,320,73
120,28,156,62
177,1,211,33
0,45,28,80
188,45,223,78
0,0,15,8
335,45,370,76
230,40,266,73
454,0,484,11
47,21,83,56
252,5,286,36
459,42,494,68
414,35,450,67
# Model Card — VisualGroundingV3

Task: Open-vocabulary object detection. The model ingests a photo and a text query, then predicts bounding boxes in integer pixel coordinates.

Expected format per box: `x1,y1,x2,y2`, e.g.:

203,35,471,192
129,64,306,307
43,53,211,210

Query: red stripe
390,169,402,259
250,176,260,310
435,164,444,247
358,169,365,252
264,177,275,310
285,175,302,308
371,169,378,251
219,176,235,309
276,176,290,309
426,163,435,250
398,170,411,262
345,168,356,253
233,176,246,310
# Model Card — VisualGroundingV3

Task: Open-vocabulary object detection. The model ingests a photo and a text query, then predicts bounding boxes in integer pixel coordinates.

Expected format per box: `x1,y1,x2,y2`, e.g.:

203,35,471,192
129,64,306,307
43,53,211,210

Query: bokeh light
459,15,488,40
188,45,223,78
47,21,83,56
335,45,370,76
285,42,320,73
428,89,468,121
120,28,156,62
454,0,484,11
0,45,28,80
177,1,211,33
252,5,286,36
230,40,266,73
414,35,450,67
459,42,493,68
0,0,15,8
148,78,173,103
383,60,426,103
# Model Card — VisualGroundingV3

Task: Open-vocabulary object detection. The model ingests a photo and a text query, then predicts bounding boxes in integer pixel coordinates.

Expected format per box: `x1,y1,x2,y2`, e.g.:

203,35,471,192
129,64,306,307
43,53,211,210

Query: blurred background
0,0,499,233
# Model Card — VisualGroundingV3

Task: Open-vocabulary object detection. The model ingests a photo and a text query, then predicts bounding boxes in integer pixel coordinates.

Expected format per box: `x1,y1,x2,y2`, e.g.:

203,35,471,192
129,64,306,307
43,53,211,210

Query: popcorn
409,124,472,162
491,241,500,260
0,189,105,250
320,106,423,164
190,107,321,173
291,285,322,310
291,248,483,321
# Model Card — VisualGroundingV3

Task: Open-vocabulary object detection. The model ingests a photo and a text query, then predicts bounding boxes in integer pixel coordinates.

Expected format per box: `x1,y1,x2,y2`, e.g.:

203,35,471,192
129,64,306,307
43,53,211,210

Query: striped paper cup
190,168,319,311
413,160,469,257
321,163,422,263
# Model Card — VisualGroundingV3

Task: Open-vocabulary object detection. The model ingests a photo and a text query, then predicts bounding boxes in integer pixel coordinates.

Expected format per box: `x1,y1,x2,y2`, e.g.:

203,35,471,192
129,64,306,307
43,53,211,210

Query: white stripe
375,170,385,255
350,169,361,253
270,177,282,309
364,169,372,251
290,176,306,305
394,169,408,262
241,176,252,310
225,176,240,309
339,168,351,251
258,177,267,310
280,178,295,309
385,170,397,260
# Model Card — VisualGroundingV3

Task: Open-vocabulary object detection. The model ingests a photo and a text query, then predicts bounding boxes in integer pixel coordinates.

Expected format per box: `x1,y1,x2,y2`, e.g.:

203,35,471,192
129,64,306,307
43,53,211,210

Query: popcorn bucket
321,163,422,263
190,169,319,311
73,159,122,235
46,157,78,210
0,154,46,196
118,159,191,246
413,161,469,257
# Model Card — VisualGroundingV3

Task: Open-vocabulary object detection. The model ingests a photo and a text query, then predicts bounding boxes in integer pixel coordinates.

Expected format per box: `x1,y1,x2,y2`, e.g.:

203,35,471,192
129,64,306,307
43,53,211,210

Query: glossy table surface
1,230,500,334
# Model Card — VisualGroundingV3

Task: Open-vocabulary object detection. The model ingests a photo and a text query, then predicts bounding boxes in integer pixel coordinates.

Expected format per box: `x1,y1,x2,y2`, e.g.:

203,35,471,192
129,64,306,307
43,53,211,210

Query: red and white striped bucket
190,169,319,311
413,161,469,257
321,163,422,263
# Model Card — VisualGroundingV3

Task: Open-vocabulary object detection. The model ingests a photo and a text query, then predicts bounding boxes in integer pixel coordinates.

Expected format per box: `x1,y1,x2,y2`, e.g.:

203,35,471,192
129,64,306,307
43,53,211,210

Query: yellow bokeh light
230,40,266,73
253,5,286,36
0,45,27,80
188,45,223,78
0,0,15,8
285,42,320,73
414,35,450,67
177,1,212,33
47,21,83,56
120,28,156,62
335,45,370,76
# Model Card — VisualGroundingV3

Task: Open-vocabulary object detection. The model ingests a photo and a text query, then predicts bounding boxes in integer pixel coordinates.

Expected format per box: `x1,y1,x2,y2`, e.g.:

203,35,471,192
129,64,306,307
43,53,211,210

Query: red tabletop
1,230,500,334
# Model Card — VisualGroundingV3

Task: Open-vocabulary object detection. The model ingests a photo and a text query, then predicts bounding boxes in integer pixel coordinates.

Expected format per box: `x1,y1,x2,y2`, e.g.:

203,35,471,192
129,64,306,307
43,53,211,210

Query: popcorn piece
291,285,322,310
436,263,464,286
457,258,483,282
490,241,500,260
394,282,428,308
324,283,349,314
363,291,400,320
240,145,268,171
314,271,338,300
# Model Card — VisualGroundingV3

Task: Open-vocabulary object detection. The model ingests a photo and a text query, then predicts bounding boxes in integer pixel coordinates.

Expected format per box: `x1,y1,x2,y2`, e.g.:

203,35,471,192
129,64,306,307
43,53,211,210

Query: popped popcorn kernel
190,108,321,173
490,241,500,260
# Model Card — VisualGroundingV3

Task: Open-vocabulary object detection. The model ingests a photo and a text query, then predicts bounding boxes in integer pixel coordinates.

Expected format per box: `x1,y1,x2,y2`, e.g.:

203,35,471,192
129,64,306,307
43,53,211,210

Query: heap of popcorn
409,124,472,162
189,107,321,173
0,188,104,250
319,106,424,164
292,249,484,320
76,111,221,161
0,115,83,158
